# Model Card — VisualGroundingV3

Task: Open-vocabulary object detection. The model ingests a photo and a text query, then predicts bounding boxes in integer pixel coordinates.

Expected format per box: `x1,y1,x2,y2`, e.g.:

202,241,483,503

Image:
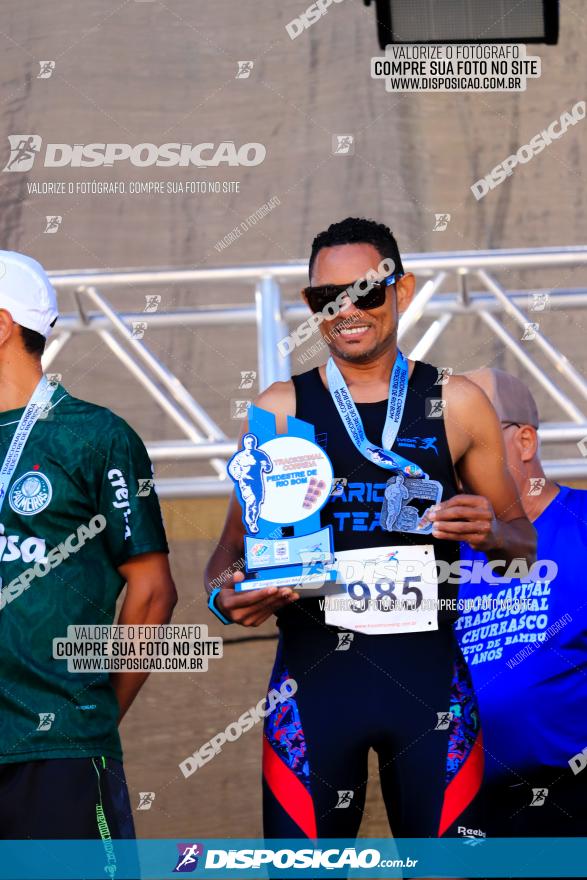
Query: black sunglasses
303,273,404,315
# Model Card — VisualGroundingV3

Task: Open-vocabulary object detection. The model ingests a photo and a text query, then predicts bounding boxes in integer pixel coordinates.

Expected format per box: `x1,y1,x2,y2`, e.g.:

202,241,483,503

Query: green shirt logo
9,471,53,516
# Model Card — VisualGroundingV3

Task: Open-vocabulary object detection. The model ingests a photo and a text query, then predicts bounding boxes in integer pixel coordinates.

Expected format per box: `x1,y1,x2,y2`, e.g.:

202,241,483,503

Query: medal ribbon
326,350,427,478
0,376,58,513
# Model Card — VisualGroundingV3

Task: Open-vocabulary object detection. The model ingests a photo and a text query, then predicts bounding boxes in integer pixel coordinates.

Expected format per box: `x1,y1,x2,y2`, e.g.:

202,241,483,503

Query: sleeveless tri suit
262,361,484,839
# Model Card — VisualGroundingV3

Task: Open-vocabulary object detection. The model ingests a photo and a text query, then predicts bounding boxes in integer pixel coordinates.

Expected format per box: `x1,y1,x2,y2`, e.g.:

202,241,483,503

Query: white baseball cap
0,250,58,338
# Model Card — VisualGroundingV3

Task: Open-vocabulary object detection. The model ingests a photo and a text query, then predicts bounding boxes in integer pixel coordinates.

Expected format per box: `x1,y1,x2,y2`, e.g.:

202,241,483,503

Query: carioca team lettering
329,481,386,533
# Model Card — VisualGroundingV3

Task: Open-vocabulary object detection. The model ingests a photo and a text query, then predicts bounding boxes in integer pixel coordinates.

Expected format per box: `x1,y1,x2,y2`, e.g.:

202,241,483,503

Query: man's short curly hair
308,217,404,280
19,325,46,357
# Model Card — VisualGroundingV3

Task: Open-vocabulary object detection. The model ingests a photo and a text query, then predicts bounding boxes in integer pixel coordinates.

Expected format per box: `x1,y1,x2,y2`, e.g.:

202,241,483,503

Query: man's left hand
424,494,500,552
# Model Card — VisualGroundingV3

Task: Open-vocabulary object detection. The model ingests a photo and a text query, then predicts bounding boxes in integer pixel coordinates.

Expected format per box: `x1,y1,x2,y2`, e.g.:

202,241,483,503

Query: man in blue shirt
456,368,587,835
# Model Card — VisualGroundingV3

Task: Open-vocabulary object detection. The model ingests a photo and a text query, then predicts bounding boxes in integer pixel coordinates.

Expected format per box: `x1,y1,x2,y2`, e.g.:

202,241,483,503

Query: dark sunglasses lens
354,282,386,310
306,281,387,313
305,285,345,313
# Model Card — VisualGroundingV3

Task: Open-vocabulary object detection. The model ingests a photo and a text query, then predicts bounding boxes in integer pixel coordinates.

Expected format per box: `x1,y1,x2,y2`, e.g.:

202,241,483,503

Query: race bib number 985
325,545,438,635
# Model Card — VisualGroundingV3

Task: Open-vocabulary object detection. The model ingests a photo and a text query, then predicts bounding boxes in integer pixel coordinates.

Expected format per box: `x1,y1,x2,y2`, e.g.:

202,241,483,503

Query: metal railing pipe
479,310,584,422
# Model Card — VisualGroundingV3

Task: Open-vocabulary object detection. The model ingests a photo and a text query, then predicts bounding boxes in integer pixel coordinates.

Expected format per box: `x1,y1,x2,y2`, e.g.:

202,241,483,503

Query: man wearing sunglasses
205,217,536,842
456,368,587,838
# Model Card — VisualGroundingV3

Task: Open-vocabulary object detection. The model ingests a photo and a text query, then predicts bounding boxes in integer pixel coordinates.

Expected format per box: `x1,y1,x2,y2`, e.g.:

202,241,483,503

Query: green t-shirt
0,386,169,764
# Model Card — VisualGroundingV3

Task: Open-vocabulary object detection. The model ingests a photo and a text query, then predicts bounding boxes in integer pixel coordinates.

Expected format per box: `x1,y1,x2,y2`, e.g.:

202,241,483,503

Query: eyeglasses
501,422,521,430
303,273,404,315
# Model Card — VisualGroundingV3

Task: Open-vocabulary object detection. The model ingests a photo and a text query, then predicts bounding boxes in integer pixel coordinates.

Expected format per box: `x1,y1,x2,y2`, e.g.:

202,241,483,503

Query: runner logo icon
3,135,42,171
173,843,204,872
9,472,53,516
36,712,55,731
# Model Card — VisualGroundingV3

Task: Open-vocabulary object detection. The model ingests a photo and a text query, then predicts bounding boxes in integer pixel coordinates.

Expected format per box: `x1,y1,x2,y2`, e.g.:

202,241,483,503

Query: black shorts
474,766,587,837
0,756,135,840
263,622,483,840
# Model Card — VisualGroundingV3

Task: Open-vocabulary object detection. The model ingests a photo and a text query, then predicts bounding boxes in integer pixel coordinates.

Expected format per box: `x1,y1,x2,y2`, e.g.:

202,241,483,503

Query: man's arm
227,457,240,480
428,376,536,567
205,379,299,627
112,552,177,722
205,492,299,626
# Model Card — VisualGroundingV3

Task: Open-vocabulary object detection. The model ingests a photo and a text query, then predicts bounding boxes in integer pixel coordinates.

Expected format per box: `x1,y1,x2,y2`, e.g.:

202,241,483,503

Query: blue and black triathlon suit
262,361,483,840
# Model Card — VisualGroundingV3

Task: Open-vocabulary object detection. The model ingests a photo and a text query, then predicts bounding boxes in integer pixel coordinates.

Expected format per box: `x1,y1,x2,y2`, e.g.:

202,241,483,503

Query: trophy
227,405,338,593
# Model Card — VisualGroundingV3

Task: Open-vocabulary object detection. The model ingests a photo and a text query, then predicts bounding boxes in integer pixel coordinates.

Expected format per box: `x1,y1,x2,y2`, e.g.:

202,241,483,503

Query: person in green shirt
0,250,177,840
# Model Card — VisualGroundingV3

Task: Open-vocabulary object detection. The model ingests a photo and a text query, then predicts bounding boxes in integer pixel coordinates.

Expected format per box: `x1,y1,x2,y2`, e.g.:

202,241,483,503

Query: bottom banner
0,838,584,878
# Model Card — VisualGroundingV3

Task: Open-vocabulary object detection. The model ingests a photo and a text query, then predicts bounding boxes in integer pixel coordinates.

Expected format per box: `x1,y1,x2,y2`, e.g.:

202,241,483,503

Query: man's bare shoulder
444,373,491,409
443,372,499,432
255,379,296,422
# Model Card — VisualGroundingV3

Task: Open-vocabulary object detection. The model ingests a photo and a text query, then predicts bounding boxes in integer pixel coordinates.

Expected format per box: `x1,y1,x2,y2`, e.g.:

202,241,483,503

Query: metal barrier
44,247,587,496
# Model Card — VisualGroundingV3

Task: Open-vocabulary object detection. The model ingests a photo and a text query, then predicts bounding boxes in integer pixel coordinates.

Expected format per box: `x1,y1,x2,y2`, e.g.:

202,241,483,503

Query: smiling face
307,243,414,364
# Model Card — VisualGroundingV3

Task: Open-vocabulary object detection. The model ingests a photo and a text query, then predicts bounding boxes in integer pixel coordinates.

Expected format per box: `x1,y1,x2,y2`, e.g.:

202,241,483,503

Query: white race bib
324,545,438,635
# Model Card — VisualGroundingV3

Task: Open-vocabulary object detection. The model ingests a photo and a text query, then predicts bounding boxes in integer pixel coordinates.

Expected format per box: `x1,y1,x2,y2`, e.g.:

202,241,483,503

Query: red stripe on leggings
263,736,317,839
438,731,484,837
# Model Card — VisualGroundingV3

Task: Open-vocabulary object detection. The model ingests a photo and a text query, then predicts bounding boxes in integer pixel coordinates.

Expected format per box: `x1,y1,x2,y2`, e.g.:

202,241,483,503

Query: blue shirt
455,485,587,782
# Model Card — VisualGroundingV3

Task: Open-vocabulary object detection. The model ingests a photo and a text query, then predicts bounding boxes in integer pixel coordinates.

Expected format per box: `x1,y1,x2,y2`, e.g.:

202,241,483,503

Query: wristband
207,587,233,625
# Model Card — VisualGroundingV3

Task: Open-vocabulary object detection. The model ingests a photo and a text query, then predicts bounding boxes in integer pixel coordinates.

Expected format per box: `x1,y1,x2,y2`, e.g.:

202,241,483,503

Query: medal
326,351,444,535
380,474,443,535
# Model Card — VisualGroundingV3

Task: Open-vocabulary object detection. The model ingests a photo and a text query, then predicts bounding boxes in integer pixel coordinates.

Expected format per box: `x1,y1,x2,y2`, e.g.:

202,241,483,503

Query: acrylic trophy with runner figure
227,404,338,593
